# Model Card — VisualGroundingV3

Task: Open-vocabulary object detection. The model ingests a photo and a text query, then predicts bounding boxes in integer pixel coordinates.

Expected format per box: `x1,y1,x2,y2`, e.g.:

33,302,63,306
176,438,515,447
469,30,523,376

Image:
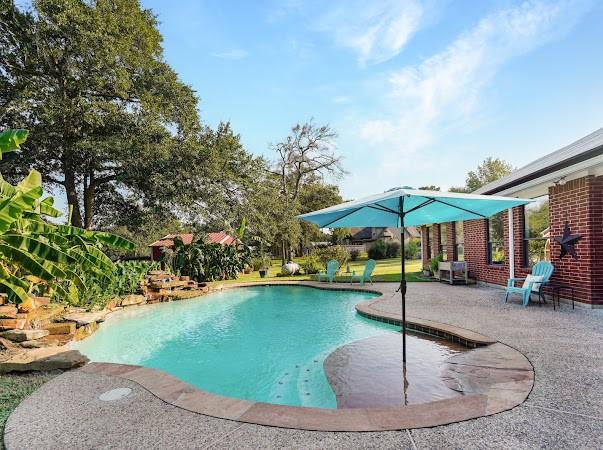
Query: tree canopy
0,1,346,259
449,157,514,193
1,0,201,228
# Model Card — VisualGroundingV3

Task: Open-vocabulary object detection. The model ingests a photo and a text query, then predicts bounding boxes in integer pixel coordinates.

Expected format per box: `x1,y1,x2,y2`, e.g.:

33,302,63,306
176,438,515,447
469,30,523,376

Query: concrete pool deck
4,282,603,449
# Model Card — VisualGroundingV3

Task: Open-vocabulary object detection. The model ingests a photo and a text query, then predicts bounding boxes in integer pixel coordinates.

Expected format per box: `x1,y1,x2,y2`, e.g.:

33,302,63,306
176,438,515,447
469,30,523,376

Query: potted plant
429,254,443,279
259,255,271,278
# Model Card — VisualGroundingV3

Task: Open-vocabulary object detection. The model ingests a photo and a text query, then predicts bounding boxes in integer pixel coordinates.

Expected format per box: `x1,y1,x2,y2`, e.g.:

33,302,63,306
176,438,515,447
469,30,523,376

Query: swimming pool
73,285,462,408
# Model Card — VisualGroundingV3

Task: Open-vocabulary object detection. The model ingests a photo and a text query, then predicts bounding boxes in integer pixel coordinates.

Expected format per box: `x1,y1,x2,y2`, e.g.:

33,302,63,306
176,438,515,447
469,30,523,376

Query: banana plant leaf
0,234,76,264
0,129,28,157
0,244,66,281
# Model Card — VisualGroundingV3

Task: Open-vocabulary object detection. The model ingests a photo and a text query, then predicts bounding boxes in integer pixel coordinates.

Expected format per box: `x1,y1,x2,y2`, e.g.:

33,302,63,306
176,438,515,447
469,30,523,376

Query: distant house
348,227,420,247
148,232,238,261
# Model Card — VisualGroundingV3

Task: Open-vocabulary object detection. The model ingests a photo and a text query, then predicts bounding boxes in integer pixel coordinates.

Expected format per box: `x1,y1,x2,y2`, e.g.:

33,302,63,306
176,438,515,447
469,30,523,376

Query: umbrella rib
426,197,488,218
404,198,436,215
320,207,364,228
366,204,399,215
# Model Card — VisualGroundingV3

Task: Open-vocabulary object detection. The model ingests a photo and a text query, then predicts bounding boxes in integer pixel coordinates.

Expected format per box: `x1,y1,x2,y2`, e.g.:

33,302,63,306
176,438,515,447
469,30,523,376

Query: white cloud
317,0,425,66
358,0,591,171
333,95,351,103
211,49,249,60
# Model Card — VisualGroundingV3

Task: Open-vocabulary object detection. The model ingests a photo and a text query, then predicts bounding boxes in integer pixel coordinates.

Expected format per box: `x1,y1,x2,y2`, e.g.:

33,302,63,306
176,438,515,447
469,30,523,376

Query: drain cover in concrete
98,387,132,401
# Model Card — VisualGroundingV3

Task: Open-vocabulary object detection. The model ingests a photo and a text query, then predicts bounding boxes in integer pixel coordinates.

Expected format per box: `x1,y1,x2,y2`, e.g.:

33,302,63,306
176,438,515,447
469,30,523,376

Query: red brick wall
418,176,603,306
548,176,603,305
588,176,603,305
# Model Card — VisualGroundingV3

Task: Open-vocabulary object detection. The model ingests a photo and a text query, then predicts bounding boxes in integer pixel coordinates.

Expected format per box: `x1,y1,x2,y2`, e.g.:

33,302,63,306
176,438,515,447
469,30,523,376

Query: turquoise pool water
74,286,447,408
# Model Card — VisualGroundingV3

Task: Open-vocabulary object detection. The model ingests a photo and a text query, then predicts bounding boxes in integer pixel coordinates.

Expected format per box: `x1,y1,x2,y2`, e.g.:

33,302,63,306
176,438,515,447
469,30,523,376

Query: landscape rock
0,305,18,319
0,329,50,342
0,347,89,372
0,319,27,331
32,297,51,307
63,311,107,326
120,295,146,307
74,322,98,341
104,297,122,311
0,337,18,350
43,322,76,335
281,262,301,275
22,304,65,324
20,334,67,348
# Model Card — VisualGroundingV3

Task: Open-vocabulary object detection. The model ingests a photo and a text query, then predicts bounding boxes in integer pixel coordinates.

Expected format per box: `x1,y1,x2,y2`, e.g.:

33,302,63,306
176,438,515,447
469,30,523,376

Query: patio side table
542,282,575,310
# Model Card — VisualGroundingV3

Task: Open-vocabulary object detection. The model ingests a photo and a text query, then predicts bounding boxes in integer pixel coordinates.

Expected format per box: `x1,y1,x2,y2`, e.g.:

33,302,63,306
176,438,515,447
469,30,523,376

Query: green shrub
251,255,271,271
302,253,322,274
404,238,420,259
311,245,350,269
385,241,401,258
163,238,251,282
430,254,444,274
350,249,360,261
251,257,263,271
368,240,387,260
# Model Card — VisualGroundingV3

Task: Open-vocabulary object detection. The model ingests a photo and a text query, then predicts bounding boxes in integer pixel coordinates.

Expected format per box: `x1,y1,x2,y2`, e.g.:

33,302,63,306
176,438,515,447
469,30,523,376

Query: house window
427,226,433,258
455,222,464,261
488,212,505,264
440,224,447,260
523,195,550,266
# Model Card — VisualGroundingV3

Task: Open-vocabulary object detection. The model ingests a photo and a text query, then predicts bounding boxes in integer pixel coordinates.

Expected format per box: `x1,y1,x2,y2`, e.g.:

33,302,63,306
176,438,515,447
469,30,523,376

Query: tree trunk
63,167,83,228
83,172,95,229
281,240,286,266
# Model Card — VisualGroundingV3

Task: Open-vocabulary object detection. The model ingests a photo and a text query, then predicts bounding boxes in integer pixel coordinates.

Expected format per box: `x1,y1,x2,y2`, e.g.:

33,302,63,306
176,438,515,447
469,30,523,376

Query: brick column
433,224,441,258
447,222,456,261
420,225,430,270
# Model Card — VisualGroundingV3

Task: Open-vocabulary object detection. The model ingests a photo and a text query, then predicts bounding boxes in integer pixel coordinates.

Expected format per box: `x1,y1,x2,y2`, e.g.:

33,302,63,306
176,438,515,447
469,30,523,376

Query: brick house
349,227,420,245
420,127,603,308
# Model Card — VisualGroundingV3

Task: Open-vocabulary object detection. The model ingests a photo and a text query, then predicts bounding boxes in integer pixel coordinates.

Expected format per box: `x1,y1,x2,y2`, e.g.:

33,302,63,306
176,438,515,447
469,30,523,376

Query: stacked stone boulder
141,270,208,303
0,270,213,373
0,296,89,372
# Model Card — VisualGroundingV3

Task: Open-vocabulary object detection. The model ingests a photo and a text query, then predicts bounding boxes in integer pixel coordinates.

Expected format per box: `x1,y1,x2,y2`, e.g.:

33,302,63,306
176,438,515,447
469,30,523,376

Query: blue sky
146,0,602,198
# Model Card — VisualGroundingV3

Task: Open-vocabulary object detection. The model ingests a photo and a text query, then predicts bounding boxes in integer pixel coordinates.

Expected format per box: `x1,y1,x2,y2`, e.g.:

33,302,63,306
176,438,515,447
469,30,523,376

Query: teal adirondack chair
505,261,554,306
315,259,339,282
350,259,376,285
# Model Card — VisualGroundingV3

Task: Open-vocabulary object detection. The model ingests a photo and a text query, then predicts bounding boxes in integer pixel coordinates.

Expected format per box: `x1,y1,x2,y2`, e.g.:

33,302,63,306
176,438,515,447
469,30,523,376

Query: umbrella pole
399,196,407,364
401,227,407,363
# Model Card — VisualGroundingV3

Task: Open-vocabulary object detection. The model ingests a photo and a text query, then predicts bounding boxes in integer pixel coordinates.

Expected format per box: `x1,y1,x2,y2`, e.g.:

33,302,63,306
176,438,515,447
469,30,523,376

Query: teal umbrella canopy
298,187,531,364
297,188,531,228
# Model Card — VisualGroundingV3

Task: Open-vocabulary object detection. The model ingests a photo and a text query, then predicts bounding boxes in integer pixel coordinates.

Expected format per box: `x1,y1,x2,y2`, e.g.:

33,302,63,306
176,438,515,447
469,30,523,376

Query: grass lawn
0,371,59,446
223,256,430,284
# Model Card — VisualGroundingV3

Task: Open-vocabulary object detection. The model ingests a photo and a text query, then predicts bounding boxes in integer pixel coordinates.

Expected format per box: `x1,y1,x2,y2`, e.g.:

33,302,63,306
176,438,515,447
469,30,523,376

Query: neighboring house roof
350,226,420,241
148,233,194,247
350,227,373,240
406,227,421,239
475,127,603,195
148,231,237,248
206,231,238,246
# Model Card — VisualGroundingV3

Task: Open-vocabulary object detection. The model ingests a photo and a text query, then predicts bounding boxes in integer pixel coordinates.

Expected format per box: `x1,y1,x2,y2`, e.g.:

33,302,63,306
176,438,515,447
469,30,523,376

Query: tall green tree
271,121,345,263
298,180,343,250
0,0,201,229
449,157,514,193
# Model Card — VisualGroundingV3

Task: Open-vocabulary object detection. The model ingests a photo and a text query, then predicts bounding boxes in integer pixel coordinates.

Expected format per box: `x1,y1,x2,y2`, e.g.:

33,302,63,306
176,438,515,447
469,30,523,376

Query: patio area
4,282,602,449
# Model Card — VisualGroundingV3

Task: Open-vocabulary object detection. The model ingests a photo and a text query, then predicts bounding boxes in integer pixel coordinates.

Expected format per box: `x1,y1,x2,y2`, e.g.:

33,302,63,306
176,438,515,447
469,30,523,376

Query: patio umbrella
298,188,530,362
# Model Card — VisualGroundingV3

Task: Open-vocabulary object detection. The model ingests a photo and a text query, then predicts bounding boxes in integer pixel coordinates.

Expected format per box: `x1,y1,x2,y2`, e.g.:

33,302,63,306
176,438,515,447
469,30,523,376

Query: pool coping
76,282,533,431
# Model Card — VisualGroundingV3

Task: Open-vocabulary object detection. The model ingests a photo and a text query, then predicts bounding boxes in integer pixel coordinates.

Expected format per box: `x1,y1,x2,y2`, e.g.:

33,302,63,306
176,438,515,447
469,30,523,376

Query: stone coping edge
80,362,494,432
355,297,497,348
